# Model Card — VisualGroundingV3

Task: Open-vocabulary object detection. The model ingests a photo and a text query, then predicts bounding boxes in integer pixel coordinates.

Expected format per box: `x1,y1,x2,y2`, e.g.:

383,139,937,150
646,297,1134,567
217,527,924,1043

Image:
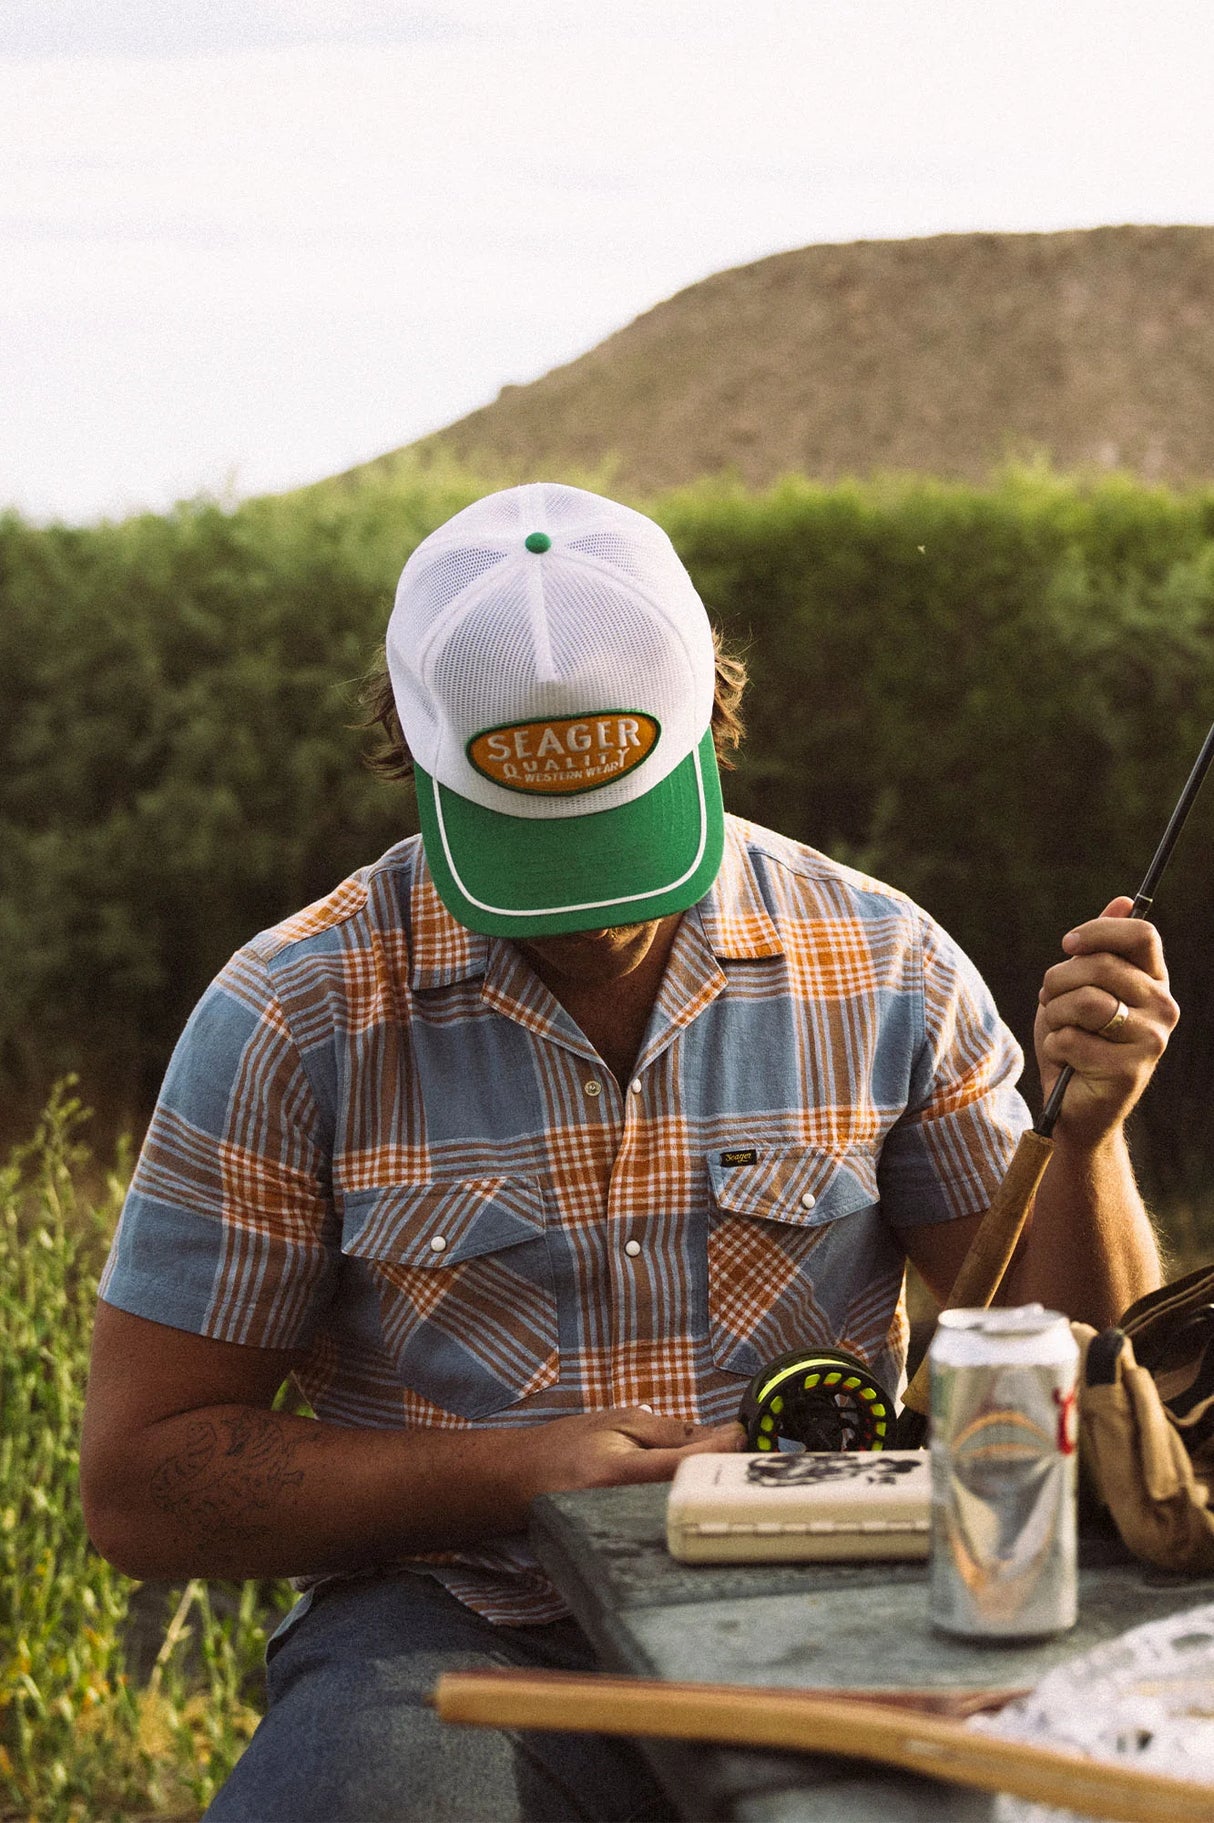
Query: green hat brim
415,728,724,937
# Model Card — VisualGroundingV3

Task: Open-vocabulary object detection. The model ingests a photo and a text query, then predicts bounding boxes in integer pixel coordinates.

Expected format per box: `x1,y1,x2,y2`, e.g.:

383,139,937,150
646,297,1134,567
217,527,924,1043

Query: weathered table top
529,1484,1214,1822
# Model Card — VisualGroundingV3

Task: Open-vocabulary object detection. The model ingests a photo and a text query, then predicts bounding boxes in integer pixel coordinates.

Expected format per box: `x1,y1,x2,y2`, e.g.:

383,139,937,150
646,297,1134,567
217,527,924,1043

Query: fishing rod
740,717,1214,1457
892,714,1214,1449
1036,715,1214,1138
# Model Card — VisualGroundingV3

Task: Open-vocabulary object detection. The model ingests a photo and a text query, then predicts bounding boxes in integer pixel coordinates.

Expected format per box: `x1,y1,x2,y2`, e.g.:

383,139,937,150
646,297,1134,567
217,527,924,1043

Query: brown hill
342,225,1214,493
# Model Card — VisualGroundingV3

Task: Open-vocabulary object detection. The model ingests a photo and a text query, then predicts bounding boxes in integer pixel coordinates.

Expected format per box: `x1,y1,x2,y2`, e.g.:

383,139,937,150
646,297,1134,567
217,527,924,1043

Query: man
81,483,1175,1821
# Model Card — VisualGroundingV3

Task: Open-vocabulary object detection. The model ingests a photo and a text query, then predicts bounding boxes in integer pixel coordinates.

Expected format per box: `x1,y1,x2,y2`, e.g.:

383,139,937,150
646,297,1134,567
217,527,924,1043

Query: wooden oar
893,716,1214,1449
433,1667,1214,1823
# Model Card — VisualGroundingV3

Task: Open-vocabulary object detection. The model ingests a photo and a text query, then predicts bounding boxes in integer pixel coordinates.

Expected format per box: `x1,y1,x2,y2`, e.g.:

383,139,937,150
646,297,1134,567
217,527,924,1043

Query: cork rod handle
899,1126,1056,1420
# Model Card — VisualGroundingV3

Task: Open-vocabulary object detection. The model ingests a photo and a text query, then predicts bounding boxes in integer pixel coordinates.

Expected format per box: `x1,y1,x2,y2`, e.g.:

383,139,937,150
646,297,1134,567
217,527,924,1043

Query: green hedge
0,477,476,1126
3,465,1213,1224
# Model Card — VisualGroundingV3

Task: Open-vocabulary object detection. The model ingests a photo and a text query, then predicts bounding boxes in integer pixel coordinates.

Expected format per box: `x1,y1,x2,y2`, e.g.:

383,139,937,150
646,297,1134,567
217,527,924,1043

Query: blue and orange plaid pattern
102,816,1030,1621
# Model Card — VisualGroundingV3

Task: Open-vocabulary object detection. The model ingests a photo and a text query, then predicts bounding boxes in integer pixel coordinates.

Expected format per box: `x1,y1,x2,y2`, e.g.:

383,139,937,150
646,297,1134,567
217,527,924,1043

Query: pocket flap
341,1177,545,1266
706,1146,878,1229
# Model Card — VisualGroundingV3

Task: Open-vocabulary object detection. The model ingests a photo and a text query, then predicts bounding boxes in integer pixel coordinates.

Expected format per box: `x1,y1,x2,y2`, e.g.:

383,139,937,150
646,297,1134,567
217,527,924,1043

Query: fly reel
739,1348,893,1453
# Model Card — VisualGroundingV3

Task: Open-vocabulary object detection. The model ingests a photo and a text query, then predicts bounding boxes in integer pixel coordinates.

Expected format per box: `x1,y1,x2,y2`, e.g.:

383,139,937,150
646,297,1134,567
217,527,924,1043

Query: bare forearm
83,1395,744,1583
1002,1128,1162,1326
87,1404,545,1582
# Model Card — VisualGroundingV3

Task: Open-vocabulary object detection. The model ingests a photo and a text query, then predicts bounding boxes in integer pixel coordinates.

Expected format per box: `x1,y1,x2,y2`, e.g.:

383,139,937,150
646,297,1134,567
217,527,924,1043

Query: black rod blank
1037,718,1214,1139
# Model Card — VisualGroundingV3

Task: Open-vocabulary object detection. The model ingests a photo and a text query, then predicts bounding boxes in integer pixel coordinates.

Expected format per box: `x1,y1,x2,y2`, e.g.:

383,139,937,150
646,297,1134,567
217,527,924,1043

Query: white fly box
666,1451,931,1562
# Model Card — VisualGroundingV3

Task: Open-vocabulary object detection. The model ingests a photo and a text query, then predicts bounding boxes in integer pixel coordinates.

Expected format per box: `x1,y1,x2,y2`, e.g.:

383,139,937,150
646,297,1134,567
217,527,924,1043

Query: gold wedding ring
1097,997,1130,1040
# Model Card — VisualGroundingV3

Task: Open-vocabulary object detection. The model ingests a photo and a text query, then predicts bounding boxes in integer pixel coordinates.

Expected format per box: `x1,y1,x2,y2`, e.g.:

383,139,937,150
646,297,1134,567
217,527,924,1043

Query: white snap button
800,1191,816,1210
624,1239,641,1257
630,1078,643,1094
429,1234,447,1252
638,1403,654,1412
585,1079,602,1097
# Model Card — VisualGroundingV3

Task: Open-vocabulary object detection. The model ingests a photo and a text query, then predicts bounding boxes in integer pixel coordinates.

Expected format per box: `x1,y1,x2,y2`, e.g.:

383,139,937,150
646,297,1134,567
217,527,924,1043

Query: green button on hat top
524,531,552,553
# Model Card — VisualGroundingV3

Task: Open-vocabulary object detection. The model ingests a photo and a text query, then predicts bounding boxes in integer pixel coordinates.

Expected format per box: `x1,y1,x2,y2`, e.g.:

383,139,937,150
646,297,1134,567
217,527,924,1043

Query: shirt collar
407,814,783,990
692,817,784,961
408,851,492,989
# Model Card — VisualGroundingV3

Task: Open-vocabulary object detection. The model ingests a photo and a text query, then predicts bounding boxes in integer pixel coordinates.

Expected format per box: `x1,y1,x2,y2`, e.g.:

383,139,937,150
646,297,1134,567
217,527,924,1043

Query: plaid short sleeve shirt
102,815,1030,1622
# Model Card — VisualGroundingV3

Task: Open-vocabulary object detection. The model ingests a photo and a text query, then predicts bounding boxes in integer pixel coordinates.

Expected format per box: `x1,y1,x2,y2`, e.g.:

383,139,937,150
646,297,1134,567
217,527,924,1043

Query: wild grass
0,1086,292,1823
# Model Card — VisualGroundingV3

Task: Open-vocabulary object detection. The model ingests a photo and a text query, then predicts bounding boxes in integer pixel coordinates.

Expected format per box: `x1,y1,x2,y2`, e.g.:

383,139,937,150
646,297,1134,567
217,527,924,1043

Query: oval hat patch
467,710,661,796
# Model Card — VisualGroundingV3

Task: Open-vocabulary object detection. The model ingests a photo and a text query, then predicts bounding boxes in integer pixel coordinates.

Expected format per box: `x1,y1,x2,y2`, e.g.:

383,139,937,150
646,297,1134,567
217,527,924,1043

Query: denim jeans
203,1569,674,1823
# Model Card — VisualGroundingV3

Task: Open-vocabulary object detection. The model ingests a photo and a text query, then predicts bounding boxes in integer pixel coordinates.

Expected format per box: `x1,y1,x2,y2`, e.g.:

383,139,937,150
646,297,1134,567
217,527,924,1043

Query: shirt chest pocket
340,1177,558,1420
705,1146,881,1378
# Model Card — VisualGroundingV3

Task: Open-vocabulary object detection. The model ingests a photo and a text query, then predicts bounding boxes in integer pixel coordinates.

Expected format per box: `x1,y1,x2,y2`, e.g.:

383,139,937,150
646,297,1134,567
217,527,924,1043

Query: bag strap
1121,1263,1214,1341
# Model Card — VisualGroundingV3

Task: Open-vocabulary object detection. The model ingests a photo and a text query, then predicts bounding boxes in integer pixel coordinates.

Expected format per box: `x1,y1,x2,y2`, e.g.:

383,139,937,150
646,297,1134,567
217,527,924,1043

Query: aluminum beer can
929,1304,1078,1638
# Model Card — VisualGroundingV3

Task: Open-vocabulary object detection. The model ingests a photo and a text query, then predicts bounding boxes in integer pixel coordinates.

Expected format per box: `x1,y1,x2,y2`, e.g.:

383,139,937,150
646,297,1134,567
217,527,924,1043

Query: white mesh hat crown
386,482,725,936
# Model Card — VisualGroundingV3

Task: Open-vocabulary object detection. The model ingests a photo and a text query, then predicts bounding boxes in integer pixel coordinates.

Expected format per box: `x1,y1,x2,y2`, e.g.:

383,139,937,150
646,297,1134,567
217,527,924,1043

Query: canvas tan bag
1075,1264,1214,1574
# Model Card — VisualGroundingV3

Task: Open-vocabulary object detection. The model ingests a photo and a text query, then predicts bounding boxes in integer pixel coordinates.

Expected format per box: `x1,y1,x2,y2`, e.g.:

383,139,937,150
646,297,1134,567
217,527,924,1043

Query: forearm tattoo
150,1410,306,1545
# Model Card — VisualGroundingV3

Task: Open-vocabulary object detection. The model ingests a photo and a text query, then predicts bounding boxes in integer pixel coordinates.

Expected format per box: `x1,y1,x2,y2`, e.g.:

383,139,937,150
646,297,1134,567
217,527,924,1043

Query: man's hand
1034,896,1178,1142
82,1304,748,1581
913,895,1171,1331
519,1408,745,1505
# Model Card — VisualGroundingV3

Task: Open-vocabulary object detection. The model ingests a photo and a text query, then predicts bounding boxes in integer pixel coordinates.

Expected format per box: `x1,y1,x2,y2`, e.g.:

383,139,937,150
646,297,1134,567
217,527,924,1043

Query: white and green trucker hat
386,482,724,937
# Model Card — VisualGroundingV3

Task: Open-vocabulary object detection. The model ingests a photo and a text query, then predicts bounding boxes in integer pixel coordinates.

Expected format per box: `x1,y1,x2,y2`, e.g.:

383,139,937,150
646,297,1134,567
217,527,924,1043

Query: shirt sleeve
879,908,1032,1228
99,944,341,1346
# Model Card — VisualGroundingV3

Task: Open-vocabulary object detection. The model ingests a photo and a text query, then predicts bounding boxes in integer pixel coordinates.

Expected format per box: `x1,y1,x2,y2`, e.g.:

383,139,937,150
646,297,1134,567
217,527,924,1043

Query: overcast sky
4,1,1213,524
